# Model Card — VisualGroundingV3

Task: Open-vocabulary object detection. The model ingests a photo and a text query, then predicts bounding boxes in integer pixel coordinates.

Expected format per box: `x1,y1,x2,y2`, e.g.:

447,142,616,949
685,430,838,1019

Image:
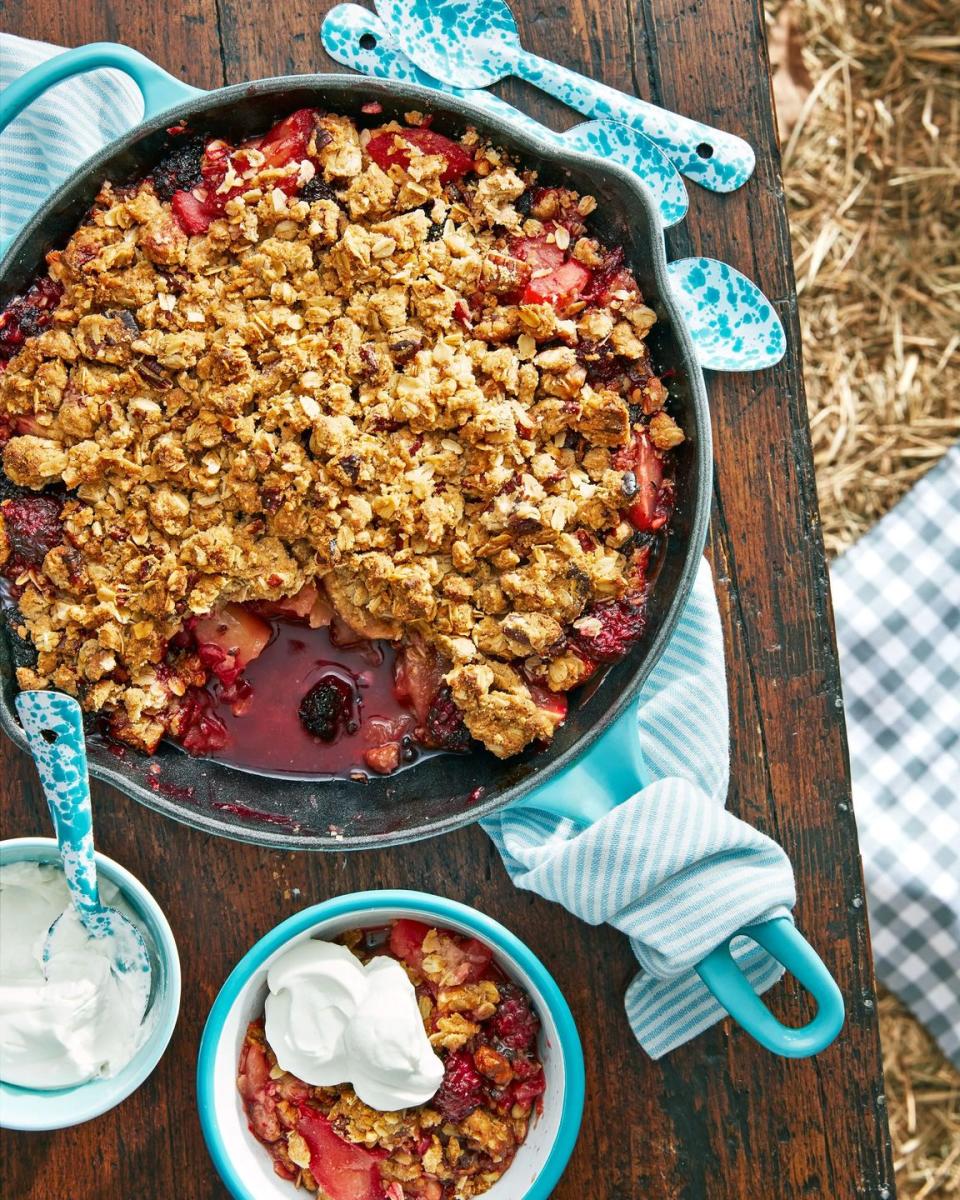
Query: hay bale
768,0,960,557
881,989,960,1197
765,5,960,1195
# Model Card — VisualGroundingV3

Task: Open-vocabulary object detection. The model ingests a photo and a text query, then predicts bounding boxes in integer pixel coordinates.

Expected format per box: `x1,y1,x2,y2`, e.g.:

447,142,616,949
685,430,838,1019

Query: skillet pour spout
0,48,711,850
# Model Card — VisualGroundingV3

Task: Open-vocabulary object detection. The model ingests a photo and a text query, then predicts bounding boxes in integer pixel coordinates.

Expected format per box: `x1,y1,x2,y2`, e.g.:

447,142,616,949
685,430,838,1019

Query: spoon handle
512,49,755,194
15,691,103,921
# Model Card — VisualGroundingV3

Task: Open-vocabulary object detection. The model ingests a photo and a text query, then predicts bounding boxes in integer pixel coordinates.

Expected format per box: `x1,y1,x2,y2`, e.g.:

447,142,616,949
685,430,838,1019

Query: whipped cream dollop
0,861,154,1089
264,938,444,1111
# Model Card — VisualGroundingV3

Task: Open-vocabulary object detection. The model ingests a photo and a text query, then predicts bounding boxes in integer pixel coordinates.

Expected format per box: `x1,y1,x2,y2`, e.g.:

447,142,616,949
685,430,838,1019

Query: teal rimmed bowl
198,890,585,1200
0,837,181,1131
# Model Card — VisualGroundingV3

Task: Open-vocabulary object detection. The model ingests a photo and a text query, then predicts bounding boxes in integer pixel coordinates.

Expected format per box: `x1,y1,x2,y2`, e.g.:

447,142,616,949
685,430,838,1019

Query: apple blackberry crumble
0,107,683,774
238,920,546,1199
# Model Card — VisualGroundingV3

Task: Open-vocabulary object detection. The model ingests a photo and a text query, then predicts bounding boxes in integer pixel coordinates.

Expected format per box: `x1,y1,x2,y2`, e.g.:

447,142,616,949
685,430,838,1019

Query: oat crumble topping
0,108,682,767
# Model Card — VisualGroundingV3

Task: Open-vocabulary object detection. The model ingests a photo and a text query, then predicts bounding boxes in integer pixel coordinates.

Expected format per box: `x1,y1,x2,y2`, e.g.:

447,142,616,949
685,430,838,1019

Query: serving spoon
15,691,153,1023
321,6,785,372
373,0,756,193
322,4,688,229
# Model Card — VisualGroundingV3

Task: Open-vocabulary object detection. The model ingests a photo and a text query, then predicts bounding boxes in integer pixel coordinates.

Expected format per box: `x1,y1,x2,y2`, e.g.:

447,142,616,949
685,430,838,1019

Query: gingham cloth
0,35,805,1059
832,443,960,1068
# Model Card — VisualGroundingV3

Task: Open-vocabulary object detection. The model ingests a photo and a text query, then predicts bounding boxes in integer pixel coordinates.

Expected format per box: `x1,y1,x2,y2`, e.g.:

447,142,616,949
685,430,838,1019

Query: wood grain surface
0,1,895,1197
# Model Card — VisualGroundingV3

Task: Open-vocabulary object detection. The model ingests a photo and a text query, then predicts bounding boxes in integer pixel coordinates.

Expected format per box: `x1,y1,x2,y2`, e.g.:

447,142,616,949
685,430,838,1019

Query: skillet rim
0,72,712,848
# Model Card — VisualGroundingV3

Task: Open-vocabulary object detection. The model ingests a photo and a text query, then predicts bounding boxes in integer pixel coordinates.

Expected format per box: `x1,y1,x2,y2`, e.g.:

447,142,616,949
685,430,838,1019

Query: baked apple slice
295,1107,386,1200
194,604,271,670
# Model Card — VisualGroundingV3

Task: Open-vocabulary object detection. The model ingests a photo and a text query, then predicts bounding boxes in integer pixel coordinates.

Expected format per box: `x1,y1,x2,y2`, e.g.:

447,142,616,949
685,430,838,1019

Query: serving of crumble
0,106,683,774
238,920,546,1200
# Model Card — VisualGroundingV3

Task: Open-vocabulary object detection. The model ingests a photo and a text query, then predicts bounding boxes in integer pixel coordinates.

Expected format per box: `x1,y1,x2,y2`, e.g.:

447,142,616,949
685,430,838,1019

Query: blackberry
423,685,471,751
302,177,340,204
434,1050,485,1123
298,674,356,742
151,135,206,202
0,494,65,577
570,598,647,664
0,277,64,364
490,983,540,1052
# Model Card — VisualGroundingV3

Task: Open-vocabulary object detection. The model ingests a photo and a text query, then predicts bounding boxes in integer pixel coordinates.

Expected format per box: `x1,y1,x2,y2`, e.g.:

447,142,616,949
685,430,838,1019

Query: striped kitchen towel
0,33,143,250
1,35,800,1058
483,560,797,1058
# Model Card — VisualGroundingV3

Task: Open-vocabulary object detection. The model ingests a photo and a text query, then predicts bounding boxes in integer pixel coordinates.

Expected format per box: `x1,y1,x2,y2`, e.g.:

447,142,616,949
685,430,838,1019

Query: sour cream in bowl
0,838,180,1131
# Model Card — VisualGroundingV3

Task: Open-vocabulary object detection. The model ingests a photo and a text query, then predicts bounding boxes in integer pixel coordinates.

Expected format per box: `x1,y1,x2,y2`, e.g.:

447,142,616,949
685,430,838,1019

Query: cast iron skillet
0,50,711,851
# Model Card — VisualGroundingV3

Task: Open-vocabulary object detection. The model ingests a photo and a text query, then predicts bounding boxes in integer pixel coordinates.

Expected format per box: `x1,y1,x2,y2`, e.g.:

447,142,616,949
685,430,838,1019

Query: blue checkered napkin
831,443,960,1068
483,561,797,1058
1,38,801,1058
0,33,143,250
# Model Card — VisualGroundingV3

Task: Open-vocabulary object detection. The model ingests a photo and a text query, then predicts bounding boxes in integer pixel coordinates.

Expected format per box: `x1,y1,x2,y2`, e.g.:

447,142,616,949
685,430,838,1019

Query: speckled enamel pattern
15,691,153,999
666,257,787,372
373,0,756,193
321,4,783,375
558,120,687,227
321,4,688,228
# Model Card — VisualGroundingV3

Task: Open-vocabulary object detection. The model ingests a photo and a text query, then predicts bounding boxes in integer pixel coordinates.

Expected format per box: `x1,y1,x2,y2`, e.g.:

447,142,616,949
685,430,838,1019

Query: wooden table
1,2,895,1196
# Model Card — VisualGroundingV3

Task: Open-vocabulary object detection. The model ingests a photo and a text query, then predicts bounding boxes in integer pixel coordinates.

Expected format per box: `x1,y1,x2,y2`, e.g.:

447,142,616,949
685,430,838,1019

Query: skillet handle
0,41,204,133
511,694,646,824
696,917,845,1056
510,699,843,1058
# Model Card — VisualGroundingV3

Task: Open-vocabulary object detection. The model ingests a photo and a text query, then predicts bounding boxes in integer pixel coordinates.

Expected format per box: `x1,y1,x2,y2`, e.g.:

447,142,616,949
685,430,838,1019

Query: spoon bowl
376,0,518,89
42,905,155,1023
665,257,786,372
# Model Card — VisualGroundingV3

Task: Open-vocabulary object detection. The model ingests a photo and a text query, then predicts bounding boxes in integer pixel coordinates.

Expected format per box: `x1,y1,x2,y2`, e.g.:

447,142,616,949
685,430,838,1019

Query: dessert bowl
0,836,181,1131
0,45,711,850
197,889,585,1200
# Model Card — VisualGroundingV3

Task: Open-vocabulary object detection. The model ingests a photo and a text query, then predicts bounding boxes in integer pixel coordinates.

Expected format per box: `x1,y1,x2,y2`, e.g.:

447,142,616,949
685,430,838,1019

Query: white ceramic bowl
198,890,584,1200
0,837,181,1130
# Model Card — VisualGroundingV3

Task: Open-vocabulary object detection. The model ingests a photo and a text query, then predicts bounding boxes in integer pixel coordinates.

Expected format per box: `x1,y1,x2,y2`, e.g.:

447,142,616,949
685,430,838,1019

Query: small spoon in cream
15,691,153,1054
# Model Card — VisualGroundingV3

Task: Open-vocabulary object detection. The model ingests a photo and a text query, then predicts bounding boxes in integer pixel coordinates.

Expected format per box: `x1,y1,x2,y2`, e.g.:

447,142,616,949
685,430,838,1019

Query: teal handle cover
513,697,843,1058
0,41,203,134
696,916,845,1056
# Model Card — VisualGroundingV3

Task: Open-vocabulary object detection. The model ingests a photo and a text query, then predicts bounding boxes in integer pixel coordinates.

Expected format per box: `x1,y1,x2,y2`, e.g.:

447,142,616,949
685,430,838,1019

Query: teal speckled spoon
321,3,688,229
374,0,755,192
15,691,153,1026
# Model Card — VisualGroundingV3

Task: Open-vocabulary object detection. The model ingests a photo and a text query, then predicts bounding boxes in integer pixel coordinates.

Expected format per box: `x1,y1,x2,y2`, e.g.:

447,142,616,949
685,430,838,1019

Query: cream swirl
264,938,443,1111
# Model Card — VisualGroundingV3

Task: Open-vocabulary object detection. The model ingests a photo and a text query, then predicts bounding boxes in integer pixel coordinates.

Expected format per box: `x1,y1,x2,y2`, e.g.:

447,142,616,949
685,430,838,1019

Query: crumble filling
238,920,546,1200
0,108,683,768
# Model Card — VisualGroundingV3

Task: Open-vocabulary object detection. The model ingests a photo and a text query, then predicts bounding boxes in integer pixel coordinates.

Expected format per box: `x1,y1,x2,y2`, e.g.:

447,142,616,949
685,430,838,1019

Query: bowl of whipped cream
197,889,585,1200
0,837,181,1130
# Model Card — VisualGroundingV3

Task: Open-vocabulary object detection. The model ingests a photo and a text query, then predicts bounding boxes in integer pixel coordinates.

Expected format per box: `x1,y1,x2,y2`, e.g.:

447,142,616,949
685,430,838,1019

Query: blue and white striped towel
483,561,795,1056
0,34,143,250
0,35,798,1058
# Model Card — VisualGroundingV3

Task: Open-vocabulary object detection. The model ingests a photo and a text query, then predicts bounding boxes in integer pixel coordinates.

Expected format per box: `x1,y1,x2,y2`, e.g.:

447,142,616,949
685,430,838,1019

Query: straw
766,3,960,1193
768,0,960,557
